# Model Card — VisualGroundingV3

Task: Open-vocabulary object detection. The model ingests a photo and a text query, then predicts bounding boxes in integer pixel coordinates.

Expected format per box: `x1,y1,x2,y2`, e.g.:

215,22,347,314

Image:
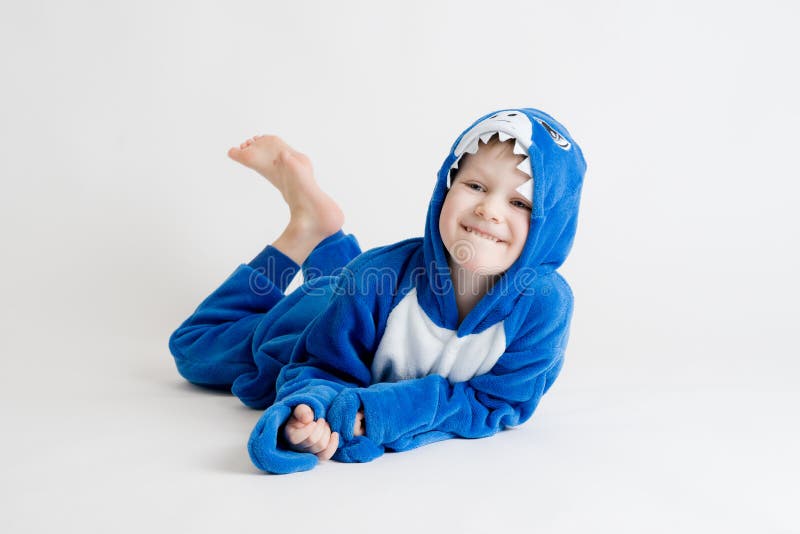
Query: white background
1,1,798,532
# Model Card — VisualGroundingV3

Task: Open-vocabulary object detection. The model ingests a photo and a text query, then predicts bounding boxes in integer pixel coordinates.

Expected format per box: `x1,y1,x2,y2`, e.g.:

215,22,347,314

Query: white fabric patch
371,288,507,384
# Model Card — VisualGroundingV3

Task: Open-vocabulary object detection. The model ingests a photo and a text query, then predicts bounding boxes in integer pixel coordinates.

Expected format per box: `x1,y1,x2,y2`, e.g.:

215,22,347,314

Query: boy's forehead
464,148,525,179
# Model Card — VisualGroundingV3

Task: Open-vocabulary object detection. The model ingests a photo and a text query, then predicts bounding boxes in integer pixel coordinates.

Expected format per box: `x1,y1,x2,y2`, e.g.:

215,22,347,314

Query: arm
247,272,380,473
326,279,573,460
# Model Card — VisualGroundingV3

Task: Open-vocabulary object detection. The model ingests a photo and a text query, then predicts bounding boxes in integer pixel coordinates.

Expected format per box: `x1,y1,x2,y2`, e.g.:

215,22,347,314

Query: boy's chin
446,253,507,278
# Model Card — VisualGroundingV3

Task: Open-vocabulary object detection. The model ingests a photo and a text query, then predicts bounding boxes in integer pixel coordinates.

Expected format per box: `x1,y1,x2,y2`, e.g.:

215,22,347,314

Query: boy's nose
474,200,503,223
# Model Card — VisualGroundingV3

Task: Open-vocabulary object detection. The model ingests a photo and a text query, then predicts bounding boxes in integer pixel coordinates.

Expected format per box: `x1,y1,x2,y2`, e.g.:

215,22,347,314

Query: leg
170,134,353,396
224,135,362,406
169,136,344,388
228,134,345,268
231,133,363,279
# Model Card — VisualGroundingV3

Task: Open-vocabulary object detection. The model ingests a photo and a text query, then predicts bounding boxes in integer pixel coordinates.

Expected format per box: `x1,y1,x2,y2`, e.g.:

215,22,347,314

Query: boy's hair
448,132,528,186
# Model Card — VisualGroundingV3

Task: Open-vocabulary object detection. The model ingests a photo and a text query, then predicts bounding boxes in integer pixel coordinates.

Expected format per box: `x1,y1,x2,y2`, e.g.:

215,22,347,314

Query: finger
307,423,331,454
318,432,339,461
353,412,365,437
300,418,326,448
285,420,317,447
293,404,314,425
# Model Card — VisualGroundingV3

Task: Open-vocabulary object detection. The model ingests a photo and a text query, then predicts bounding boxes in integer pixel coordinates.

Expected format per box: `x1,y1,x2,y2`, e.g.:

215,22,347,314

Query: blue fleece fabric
169,108,586,474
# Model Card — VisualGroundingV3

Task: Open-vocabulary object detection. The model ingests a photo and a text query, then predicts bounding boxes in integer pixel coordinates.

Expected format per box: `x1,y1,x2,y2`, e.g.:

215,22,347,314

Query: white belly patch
371,288,507,383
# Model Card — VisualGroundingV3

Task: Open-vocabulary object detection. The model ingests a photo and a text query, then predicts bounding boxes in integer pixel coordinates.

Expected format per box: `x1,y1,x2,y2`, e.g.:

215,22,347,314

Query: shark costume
169,108,586,474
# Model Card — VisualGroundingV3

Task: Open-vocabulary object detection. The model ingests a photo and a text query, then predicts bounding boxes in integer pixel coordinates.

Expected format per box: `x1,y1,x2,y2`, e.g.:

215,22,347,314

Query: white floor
2,331,796,534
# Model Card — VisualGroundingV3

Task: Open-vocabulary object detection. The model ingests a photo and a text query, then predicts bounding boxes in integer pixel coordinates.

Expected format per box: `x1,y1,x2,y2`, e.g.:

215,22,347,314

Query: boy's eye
512,200,532,210
466,183,483,191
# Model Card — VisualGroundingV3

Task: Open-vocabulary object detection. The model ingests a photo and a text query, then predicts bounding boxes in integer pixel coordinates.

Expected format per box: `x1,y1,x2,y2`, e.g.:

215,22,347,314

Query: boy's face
439,140,532,277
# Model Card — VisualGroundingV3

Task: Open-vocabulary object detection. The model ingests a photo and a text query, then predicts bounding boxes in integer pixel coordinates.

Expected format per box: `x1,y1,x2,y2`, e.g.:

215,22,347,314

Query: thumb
294,404,314,424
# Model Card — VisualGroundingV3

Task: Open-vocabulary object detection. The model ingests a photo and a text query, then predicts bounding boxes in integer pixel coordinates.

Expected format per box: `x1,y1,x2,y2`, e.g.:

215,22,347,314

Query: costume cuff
247,403,318,474
248,245,300,293
327,389,384,464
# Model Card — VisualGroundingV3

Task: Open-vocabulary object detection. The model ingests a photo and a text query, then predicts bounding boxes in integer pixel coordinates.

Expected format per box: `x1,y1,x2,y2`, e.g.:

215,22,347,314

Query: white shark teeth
479,132,495,144
516,157,532,178
447,155,462,187
515,178,533,201
464,138,480,154
498,131,512,142
513,141,527,156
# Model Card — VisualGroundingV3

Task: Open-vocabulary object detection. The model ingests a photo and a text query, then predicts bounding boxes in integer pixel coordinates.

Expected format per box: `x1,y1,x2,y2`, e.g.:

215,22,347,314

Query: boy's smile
461,223,504,243
439,134,532,280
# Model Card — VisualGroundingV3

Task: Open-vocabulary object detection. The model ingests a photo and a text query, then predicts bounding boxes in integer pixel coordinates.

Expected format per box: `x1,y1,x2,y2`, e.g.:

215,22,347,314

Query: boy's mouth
462,224,504,244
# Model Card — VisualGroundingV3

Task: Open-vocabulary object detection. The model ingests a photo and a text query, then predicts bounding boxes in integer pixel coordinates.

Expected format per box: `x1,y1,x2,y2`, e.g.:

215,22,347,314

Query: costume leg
230,229,363,408
168,244,300,389
299,229,362,281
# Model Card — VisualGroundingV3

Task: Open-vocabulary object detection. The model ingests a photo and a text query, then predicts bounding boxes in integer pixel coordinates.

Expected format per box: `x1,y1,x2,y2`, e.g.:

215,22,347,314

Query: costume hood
419,108,586,334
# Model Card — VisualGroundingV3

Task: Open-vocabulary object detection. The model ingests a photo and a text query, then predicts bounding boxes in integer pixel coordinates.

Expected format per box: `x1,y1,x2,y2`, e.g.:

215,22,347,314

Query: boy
169,108,586,474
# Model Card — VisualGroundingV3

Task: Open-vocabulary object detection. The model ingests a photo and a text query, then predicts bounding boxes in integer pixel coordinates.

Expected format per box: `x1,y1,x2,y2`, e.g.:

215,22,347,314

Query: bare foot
228,134,344,264
227,135,308,199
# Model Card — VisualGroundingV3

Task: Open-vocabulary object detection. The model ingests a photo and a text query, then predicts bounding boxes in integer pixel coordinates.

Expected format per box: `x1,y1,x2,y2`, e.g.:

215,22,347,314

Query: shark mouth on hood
447,110,534,202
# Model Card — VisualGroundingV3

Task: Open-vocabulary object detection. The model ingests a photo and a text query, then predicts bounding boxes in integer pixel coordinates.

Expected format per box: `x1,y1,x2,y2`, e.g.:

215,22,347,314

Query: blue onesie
169,107,586,474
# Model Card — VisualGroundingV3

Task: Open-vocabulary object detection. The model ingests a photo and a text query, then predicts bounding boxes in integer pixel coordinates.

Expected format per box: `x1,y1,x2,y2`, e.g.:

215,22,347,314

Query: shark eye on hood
535,118,571,150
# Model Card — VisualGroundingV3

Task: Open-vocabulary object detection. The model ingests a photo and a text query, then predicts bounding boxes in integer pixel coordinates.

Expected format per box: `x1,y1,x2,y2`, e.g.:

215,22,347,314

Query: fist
283,404,339,461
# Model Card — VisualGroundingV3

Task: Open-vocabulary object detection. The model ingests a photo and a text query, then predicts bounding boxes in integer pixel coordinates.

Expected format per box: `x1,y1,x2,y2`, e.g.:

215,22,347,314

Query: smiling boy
439,132,533,323
169,108,586,473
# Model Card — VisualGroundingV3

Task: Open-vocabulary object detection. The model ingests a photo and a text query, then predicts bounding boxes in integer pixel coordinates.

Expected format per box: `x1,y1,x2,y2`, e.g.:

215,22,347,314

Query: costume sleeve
247,272,381,474
325,279,572,460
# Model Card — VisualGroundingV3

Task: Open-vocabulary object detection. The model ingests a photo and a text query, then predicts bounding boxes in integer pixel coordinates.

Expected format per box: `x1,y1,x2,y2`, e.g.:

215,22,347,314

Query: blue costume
169,108,586,474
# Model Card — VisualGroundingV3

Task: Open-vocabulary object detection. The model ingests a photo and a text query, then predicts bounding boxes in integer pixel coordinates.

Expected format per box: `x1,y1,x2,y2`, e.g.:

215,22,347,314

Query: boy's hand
353,409,365,437
283,404,339,461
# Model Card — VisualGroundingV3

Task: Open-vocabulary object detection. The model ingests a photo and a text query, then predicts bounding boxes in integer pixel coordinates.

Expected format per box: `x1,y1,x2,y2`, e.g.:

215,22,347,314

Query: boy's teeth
466,226,498,242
